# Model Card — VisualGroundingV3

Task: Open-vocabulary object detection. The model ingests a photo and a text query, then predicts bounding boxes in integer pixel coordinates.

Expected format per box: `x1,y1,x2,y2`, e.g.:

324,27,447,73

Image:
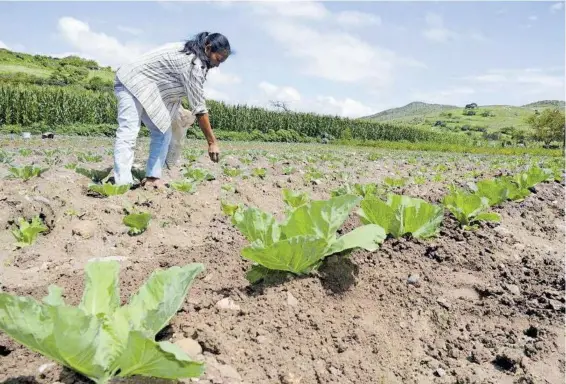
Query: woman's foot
141,177,168,189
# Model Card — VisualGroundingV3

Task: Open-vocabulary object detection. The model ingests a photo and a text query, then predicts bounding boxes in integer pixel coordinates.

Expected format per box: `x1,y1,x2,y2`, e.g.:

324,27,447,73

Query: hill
0,48,115,85
361,100,565,139
362,101,458,121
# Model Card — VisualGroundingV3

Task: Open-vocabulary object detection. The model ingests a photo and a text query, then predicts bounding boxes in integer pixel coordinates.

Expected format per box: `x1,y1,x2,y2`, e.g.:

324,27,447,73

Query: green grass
361,101,566,137
87,69,114,82
0,64,52,77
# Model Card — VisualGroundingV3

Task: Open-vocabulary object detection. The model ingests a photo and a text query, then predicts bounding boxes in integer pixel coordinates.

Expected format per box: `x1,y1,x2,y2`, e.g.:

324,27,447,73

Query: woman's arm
196,113,219,162
182,60,220,162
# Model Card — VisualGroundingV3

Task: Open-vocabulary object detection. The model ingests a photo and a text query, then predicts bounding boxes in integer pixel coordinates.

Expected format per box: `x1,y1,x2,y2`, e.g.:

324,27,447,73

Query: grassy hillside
362,101,458,121
0,48,115,85
361,100,565,139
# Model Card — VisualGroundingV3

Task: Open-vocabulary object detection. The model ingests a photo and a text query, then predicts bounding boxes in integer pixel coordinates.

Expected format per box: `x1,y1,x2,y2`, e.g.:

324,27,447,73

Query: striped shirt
115,42,209,133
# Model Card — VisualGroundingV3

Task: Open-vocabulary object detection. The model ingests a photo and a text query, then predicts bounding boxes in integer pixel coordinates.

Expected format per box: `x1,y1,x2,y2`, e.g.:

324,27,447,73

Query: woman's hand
208,141,220,162
196,113,219,162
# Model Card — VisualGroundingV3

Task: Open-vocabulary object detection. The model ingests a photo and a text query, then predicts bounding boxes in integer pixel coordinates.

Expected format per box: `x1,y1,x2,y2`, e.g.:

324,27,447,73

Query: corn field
0,84,468,144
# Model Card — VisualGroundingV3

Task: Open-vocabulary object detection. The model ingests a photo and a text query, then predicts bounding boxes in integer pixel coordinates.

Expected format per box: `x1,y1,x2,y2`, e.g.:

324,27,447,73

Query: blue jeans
113,79,172,185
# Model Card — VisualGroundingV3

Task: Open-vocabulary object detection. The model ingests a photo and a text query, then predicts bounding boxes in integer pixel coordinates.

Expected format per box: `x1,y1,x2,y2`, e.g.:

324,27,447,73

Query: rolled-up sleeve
182,64,208,115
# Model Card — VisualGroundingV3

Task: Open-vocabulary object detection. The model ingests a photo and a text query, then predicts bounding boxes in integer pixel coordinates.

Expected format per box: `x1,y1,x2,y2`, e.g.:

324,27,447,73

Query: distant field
362,101,566,135
87,69,114,82
0,62,115,83
0,64,52,77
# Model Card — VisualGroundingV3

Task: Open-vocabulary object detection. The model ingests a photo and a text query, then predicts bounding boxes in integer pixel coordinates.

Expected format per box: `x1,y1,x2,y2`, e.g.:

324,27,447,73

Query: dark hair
180,32,232,68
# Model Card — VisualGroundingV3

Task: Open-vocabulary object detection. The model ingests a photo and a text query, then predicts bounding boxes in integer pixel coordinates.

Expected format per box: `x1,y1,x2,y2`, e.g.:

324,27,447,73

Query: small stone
513,243,525,251
407,274,420,285
33,196,51,204
434,368,446,377
38,362,56,375
174,338,202,358
215,297,240,311
218,364,242,381
328,366,342,376
280,372,302,384
548,299,563,311
287,292,298,307
505,284,521,295
470,345,493,364
71,220,97,238
256,335,269,344
437,297,451,309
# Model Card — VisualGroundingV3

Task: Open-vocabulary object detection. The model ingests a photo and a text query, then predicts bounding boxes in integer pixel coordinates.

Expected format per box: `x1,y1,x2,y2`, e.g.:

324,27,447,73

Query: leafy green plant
77,151,102,163
251,167,267,179
221,183,236,193
75,166,112,183
222,166,242,177
183,167,215,183
282,188,310,210
183,149,203,163
0,260,205,383
88,182,130,197
0,149,14,164
227,195,386,284
18,148,32,156
442,187,500,230
357,194,444,239
513,165,553,190
469,178,511,207
64,162,78,170
367,152,382,161
8,165,48,181
123,212,151,235
282,166,296,175
11,215,48,248
383,176,407,189
170,180,197,194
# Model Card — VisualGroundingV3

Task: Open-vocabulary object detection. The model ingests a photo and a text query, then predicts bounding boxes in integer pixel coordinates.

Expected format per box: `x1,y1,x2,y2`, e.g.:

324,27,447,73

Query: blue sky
0,0,564,117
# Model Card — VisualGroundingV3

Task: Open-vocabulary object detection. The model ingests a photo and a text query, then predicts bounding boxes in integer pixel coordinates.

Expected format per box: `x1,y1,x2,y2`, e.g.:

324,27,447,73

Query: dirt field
0,136,564,384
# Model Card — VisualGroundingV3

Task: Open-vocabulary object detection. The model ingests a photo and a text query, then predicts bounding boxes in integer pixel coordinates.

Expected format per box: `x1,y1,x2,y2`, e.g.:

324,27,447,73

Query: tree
269,100,291,112
526,108,565,147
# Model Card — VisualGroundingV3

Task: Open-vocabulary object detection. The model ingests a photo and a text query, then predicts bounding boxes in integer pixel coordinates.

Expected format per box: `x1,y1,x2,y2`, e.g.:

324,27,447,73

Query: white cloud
528,15,538,21
0,40,8,49
258,18,424,88
422,12,488,43
251,1,329,20
117,25,143,36
463,68,564,88
254,81,375,118
258,81,302,103
458,67,565,100
206,67,242,86
56,17,152,68
336,11,382,27
550,2,564,13
204,87,230,102
410,87,476,105
310,96,376,118
422,12,458,43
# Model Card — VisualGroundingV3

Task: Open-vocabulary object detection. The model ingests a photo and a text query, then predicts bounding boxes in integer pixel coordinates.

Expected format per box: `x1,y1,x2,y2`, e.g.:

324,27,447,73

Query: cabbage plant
0,260,205,383
228,195,386,283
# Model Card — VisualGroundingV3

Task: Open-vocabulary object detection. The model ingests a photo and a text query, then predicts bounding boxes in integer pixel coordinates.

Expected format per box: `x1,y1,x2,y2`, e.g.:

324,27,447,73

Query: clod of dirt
524,325,539,338
0,345,11,357
215,297,241,311
174,338,203,359
286,292,298,307
71,220,97,238
492,349,522,373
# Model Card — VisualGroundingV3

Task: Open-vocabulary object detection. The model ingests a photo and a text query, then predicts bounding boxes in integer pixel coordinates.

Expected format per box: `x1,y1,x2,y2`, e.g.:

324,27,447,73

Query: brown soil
0,137,564,384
